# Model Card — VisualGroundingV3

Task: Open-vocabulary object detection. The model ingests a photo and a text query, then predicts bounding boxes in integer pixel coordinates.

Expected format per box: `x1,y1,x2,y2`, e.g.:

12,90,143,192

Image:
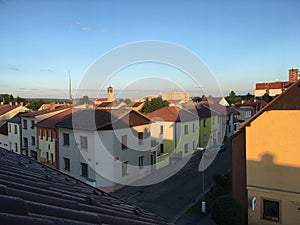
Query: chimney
289,68,298,83
15,102,18,106
50,102,55,110
9,102,12,106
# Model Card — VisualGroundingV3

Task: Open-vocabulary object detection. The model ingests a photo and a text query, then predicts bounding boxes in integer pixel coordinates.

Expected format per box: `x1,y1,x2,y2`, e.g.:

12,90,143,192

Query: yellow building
146,106,199,169
232,79,300,225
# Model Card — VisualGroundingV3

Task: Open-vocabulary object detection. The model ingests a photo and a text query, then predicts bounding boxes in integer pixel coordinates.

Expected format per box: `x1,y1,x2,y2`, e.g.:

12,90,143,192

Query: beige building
160,90,189,103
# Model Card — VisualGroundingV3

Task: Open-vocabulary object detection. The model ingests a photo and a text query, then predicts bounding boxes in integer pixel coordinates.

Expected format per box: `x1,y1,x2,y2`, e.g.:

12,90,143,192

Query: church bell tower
107,86,114,102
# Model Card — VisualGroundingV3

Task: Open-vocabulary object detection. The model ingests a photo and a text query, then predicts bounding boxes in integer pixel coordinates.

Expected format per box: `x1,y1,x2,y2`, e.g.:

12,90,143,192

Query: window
160,125,164,134
31,136,35,146
193,124,196,132
63,133,70,146
159,143,164,154
138,156,144,168
31,120,35,129
203,119,207,128
23,119,27,130
122,161,128,176
81,163,88,177
8,124,11,133
121,135,127,150
184,144,189,153
46,152,49,162
23,137,28,148
138,132,144,144
184,125,188,135
46,129,49,140
14,125,17,134
41,129,44,140
50,153,54,164
234,124,238,131
263,199,281,222
15,143,18,152
64,157,70,171
80,136,88,149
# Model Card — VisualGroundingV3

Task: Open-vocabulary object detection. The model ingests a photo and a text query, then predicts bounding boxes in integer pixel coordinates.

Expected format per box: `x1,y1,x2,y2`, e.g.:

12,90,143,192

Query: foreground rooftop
0,148,171,225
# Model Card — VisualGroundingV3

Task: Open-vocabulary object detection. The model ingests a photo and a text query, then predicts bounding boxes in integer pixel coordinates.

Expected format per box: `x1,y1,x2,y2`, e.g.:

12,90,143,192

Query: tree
262,93,272,103
211,196,243,225
191,96,202,102
79,96,90,104
27,99,47,111
142,97,169,114
15,96,27,104
226,90,238,105
245,93,254,101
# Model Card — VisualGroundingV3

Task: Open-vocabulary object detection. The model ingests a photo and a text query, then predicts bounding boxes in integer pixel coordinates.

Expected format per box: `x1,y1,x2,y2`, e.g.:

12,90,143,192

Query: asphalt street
114,141,232,224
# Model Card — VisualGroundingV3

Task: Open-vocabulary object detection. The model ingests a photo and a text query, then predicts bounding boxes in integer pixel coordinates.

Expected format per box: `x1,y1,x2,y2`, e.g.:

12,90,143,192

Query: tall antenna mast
69,70,73,103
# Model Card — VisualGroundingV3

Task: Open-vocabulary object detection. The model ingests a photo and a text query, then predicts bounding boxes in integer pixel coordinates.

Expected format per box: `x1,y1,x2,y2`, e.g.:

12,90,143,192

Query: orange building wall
245,110,300,225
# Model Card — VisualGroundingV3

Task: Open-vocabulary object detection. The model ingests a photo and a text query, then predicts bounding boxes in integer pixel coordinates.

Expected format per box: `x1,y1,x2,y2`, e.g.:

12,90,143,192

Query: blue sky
0,0,299,98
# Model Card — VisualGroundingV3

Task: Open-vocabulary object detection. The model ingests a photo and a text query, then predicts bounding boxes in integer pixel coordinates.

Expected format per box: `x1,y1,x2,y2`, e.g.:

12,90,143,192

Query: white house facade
56,108,153,192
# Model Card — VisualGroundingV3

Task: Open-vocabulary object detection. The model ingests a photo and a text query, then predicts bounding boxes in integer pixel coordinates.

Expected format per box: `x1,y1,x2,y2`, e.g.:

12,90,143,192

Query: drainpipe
174,122,177,158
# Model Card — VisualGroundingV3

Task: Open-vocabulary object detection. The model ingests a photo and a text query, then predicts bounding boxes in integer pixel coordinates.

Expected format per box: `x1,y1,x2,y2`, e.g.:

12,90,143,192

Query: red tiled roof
234,100,268,109
35,108,74,128
256,81,293,90
227,107,240,115
269,82,284,89
255,83,267,90
146,106,198,122
239,79,300,130
0,105,18,116
95,98,108,102
21,106,70,118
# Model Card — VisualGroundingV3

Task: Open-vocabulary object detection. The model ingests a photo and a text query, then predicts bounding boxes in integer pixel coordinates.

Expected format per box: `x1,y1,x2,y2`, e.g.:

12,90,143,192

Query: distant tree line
225,91,255,105
0,94,27,105
0,93,54,111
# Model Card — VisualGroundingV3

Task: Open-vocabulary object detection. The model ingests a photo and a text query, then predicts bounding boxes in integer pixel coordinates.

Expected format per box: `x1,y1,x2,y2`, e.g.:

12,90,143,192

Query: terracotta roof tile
146,106,198,122
0,105,18,116
35,109,74,129
21,106,70,118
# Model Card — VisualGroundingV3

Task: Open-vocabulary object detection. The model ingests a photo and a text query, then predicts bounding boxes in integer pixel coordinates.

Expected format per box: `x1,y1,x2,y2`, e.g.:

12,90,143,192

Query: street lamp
201,150,206,213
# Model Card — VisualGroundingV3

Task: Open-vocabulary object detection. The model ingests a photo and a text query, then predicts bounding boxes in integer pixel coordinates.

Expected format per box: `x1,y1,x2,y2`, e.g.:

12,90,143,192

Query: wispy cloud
74,21,90,32
8,66,26,72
